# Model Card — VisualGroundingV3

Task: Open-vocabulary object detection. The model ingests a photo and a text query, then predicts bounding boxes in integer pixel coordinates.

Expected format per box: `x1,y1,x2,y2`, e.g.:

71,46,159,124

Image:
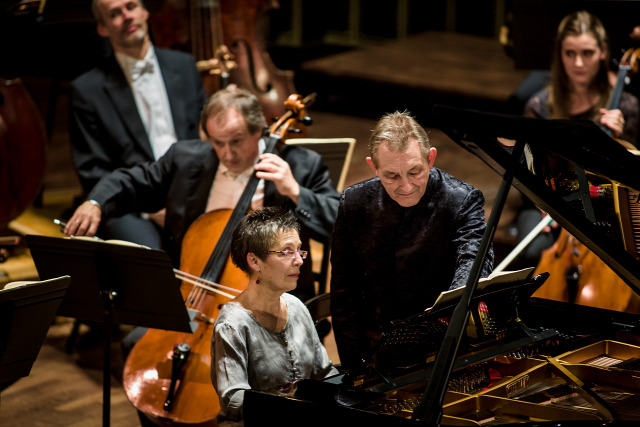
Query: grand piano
243,105,640,425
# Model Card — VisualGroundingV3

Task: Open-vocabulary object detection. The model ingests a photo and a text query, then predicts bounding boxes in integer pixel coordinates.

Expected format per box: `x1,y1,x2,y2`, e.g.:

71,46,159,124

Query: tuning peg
300,116,313,126
288,128,302,134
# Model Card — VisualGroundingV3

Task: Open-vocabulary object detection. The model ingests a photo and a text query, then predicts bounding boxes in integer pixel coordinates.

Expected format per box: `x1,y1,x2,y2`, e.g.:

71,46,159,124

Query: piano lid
431,104,640,297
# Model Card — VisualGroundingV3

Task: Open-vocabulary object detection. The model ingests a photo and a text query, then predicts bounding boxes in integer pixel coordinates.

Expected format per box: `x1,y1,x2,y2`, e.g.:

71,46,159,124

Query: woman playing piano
210,207,338,426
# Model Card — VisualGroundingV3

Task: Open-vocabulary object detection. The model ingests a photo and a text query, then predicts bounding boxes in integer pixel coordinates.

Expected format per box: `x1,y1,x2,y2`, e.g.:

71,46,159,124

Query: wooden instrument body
219,0,295,121
0,77,46,228
148,0,295,118
123,210,248,425
533,228,640,314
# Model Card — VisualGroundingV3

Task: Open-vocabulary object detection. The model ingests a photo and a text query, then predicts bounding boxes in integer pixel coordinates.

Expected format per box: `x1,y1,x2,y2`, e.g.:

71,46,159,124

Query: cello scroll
269,92,316,140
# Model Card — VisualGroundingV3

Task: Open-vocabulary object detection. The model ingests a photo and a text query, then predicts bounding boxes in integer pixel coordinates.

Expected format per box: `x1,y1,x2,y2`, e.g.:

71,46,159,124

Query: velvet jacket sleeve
329,190,367,370
449,188,494,290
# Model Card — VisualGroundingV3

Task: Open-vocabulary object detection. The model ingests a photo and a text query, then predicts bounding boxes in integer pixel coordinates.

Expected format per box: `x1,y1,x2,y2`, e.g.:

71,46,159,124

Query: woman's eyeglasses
263,250,308,259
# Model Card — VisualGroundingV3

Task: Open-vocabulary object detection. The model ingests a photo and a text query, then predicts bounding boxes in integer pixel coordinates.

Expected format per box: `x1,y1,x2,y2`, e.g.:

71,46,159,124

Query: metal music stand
0,276,70,386
26,235,193,427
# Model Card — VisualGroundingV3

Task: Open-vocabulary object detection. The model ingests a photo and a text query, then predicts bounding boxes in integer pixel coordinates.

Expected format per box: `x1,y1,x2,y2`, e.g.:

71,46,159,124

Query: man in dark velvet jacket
330,111,493,371
64,86,339,303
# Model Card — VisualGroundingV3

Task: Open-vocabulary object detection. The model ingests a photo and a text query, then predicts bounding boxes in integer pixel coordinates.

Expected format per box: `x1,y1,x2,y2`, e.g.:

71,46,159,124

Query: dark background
2,0,639,82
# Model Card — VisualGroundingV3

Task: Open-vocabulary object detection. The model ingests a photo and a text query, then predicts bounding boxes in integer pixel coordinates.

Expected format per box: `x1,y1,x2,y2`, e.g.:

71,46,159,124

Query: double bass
0,77,47,262
218,0,296,121
0,77,47,229
149,0,295,120
122,94,312,425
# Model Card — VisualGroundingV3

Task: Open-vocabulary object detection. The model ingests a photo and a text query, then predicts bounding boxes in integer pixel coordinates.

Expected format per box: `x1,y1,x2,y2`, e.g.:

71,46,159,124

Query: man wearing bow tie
69,0,207,248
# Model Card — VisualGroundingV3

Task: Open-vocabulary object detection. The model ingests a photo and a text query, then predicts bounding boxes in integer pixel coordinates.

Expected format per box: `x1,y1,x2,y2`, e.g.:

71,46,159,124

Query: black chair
304,293,332,341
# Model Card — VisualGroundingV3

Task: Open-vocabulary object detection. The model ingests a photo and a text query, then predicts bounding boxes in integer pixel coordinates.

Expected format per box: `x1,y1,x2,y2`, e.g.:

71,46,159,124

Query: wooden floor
0,320,141,427
0,30,527,425
300,31,529,104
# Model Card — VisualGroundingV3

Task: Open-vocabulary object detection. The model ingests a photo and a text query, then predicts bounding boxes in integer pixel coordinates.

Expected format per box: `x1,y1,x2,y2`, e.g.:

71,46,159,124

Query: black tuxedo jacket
70,48,207,193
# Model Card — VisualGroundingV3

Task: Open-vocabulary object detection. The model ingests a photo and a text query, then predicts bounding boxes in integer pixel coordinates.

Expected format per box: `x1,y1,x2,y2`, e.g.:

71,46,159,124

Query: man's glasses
263,250,308,259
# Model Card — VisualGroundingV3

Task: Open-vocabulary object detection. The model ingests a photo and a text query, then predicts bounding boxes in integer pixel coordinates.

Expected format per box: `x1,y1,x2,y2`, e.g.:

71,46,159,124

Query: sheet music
68,235,150,249
1,276,71,292
427,267,535,312
2,281,40,291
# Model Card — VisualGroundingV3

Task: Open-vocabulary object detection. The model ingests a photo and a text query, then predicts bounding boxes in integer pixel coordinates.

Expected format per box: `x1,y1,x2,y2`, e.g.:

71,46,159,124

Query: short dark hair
200,86,267,138
230,207,300,275
368,111,431,167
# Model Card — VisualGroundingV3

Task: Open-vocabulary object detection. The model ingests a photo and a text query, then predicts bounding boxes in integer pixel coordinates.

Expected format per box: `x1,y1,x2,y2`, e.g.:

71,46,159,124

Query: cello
532,228,640,314
122,93,312,426
219,0,296,121
531,47,640,313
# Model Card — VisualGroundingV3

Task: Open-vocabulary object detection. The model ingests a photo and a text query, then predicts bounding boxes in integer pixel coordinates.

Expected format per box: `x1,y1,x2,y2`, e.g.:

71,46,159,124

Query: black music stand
0,276,70,388
26,235,193,427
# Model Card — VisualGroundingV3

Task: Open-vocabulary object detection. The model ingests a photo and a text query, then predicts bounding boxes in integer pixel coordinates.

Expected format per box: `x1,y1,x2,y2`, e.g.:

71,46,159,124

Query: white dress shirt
116,46,178,159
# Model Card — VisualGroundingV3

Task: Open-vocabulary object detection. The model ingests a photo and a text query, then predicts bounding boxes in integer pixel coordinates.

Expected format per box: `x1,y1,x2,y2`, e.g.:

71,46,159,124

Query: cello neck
602,47,640,136
606,64,631,112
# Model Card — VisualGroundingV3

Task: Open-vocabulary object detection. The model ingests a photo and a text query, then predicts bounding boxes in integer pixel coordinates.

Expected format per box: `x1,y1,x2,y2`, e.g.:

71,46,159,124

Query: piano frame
243,106,640,426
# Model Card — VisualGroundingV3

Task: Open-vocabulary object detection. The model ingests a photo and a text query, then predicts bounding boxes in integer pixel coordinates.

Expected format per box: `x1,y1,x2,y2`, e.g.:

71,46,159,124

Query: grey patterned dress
211,293,338,424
